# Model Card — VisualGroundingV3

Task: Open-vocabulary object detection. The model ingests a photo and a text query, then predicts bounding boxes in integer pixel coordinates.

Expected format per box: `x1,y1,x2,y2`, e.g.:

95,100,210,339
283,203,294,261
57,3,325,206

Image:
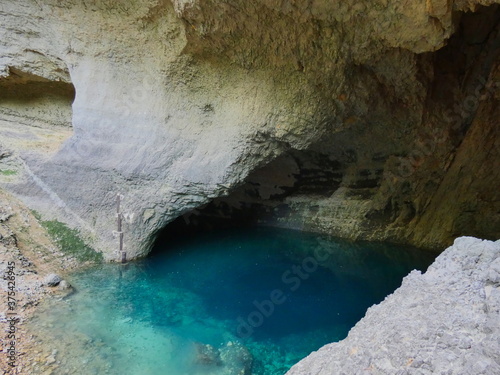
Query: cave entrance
154,147,349,246
154,129,390,251
141,149,436,373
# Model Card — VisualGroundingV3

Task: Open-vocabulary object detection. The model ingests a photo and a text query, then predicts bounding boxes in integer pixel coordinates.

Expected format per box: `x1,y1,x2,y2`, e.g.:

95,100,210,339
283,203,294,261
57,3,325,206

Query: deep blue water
29,227,436,375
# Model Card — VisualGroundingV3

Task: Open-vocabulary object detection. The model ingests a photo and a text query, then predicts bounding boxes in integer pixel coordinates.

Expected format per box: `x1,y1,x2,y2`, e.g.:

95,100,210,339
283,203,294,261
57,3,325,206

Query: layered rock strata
0,1,498,258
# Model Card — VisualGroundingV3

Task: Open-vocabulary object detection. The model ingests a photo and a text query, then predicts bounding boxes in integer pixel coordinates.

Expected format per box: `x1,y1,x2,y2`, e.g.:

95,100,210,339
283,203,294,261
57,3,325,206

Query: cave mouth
124,149,436,373
155,148,349,246
154,138,389,252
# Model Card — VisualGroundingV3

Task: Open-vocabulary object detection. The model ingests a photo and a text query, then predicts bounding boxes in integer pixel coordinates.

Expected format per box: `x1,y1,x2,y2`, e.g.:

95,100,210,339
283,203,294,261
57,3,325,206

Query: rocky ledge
286,236,500,375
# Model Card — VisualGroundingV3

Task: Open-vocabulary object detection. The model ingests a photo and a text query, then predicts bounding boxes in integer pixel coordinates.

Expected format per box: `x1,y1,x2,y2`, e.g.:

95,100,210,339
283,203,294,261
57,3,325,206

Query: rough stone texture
42,273,61,287
171,5,500,251
286,237,500,375
0,189,82,374
0,0,499,258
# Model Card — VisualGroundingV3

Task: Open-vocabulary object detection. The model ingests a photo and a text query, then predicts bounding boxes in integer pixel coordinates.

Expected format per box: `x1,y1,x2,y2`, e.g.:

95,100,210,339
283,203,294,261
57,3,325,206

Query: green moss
0,169,17,176
32,211,103,263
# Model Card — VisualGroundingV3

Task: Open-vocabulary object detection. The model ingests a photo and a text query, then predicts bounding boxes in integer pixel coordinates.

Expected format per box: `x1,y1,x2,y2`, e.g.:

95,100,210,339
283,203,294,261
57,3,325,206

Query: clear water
28,227,436,375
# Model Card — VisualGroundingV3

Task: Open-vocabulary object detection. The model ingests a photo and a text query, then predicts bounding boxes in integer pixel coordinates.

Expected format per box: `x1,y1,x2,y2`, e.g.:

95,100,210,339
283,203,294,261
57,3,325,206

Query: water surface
29,227,436,374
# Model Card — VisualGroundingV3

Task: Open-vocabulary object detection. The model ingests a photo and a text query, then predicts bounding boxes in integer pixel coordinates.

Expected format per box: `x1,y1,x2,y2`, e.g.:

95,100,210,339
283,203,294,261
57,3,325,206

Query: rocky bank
0,189,84,374
286,237,500,375
0,0,499,259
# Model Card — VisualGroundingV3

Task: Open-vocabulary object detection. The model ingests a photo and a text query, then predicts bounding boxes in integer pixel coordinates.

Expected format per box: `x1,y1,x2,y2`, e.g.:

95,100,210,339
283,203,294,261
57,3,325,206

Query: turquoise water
29,227,435,375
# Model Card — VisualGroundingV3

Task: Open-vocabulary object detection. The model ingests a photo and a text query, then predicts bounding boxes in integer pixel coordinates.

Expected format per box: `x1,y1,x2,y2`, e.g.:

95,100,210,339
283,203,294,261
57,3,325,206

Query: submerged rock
57,280,71,291
220,341,253,375
194,343,222,366
286,237,500,374
192,341,253,374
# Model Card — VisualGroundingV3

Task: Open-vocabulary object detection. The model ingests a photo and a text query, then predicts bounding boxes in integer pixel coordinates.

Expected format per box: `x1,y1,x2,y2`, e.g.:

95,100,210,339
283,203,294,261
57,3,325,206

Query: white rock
287,237,500,374
43,274,62,287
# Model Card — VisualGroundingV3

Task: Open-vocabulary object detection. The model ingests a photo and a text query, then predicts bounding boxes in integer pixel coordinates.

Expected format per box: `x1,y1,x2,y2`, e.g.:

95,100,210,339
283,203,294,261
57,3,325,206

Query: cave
158,4,500,252
1,1,500,374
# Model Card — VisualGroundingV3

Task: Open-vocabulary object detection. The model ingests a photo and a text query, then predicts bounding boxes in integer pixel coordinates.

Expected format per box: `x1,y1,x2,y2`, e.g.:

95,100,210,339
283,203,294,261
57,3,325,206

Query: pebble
43,274,62,287
46,356,56,365
58,280,72,290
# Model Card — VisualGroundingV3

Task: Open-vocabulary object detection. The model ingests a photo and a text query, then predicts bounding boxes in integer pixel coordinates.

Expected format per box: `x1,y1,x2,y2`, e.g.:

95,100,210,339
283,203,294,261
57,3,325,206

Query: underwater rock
57,280,72,291
193,343,222,366
192,341,253,374
219,341,253,375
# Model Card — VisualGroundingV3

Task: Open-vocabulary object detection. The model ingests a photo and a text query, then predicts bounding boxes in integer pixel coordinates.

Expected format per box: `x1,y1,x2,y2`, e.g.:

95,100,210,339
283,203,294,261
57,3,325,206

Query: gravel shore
0,189,85,374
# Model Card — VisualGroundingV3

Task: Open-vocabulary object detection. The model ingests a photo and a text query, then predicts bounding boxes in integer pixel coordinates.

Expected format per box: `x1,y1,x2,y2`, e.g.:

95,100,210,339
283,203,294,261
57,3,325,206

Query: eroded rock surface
286,237,500,375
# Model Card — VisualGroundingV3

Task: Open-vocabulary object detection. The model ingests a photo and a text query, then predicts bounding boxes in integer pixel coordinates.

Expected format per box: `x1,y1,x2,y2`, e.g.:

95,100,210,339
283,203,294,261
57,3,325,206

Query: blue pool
29,227,436,374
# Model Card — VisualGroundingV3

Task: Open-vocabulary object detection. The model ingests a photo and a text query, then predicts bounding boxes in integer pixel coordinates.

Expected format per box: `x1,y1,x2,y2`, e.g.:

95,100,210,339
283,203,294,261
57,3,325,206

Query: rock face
0,0,499,259
286,237,500,375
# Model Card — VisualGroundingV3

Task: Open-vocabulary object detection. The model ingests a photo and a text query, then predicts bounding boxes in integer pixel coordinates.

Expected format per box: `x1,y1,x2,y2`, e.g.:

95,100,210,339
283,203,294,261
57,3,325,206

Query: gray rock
58,279,72,290
286,237,500,375
45,356,56,365
44,273,62,287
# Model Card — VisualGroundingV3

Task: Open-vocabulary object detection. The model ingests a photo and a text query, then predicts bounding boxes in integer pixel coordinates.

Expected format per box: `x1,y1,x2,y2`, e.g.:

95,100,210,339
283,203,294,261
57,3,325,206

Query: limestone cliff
0,0,499,259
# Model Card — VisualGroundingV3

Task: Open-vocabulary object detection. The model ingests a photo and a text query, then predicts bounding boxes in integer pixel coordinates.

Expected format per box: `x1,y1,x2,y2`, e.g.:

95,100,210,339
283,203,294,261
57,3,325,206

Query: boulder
43,274,62,287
